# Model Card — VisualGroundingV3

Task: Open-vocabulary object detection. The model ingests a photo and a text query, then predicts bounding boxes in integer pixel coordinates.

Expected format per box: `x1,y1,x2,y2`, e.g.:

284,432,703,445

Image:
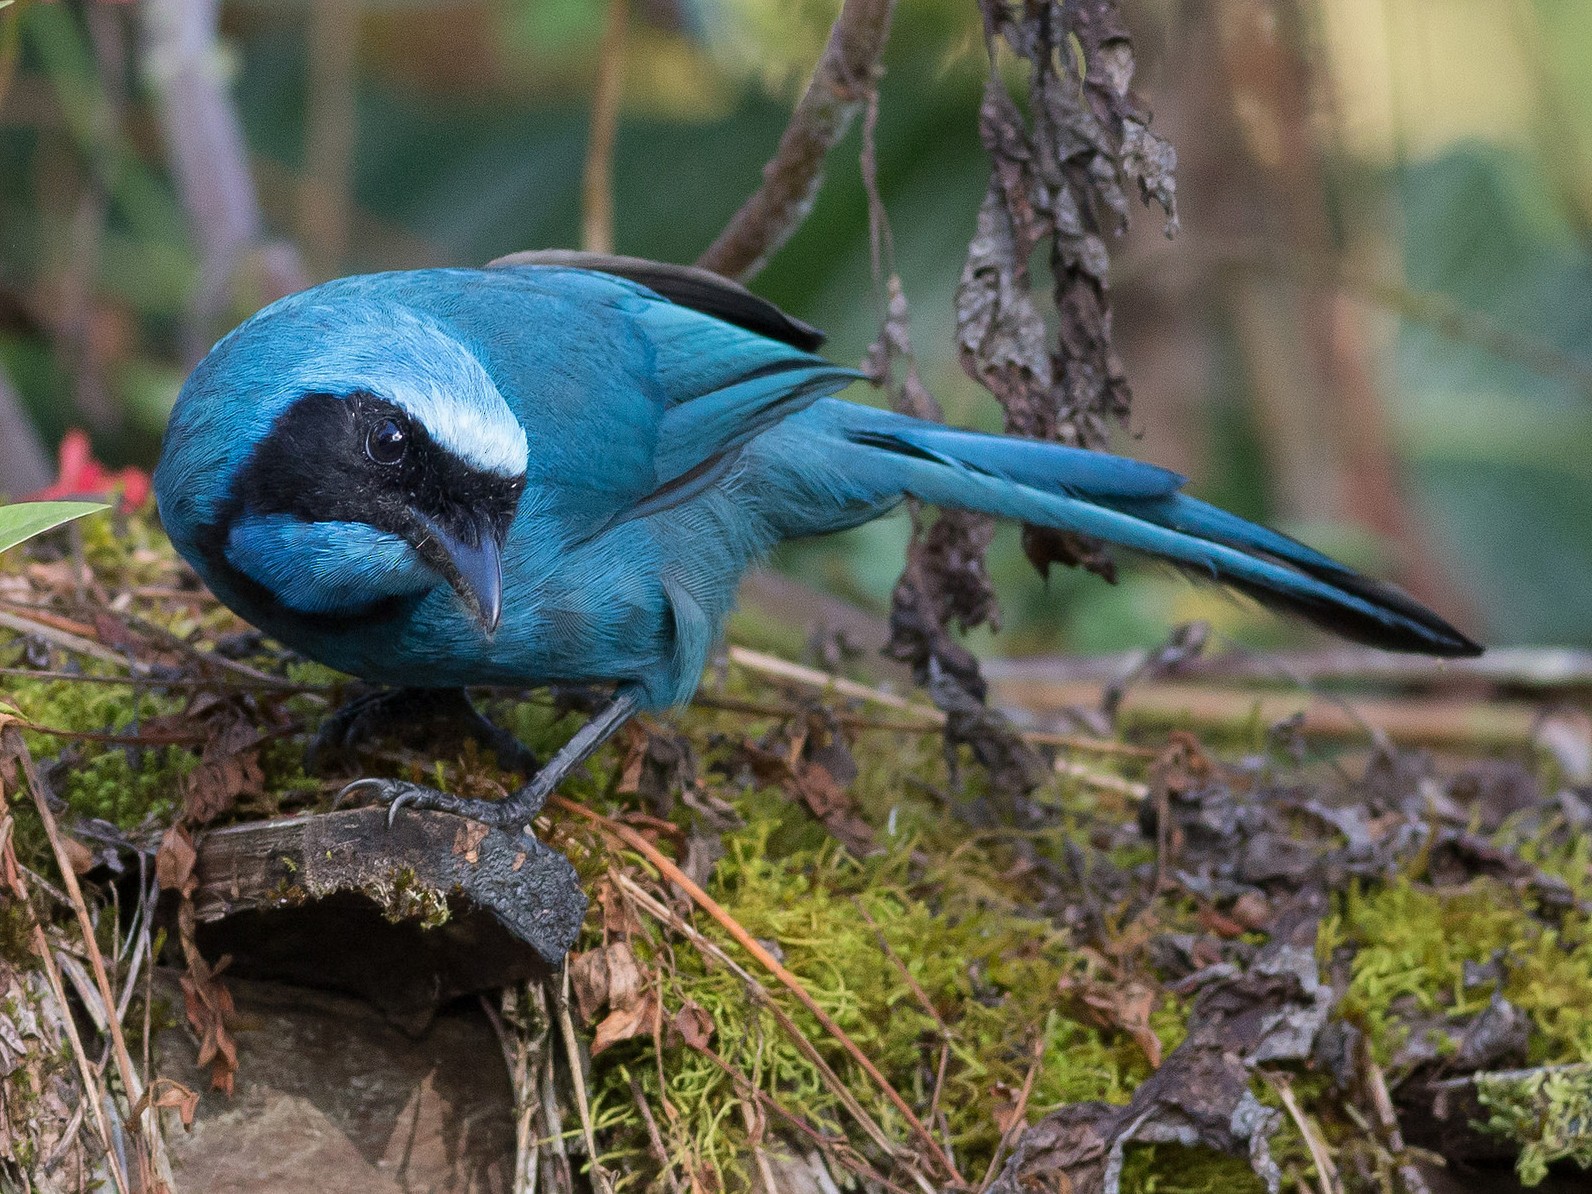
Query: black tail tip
1424,629,1486,659
1226,568,1485,659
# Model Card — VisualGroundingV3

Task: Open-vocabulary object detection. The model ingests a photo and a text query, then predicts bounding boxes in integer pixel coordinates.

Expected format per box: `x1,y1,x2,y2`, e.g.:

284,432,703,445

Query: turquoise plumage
154,254,1479,827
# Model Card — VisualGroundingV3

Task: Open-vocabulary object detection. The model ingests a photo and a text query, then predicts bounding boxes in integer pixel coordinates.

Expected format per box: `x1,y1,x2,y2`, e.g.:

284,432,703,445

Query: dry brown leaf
990,1081,1027,1136
180,955,238,1095
1197,904,1251,941
591,985,659,1056
58,833,94,876
91,611,142,654
1058,975,1163,1068
669,1000,715,1050
737,741,874,855
581,938,656,1055
570,938,648,1026
182,735,264,824
1228,891,1272,932
451,820,489,864
595,874,642,937
569,948,611,1024
137,1077,201,1130
176,868,238,1094
155,824,197,894
614,721,649,796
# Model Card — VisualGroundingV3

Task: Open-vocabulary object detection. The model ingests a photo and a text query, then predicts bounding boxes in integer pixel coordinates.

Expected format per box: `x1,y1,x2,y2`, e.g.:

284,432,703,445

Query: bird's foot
308,687,539,778
336,688,642,831
336,774,552,830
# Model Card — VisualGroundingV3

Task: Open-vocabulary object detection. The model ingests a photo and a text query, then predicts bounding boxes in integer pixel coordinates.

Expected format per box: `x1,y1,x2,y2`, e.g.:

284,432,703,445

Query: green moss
1115,1145,1269,1194
1477,1065,1592,1186
378,865,451,929
583,760,1186,1190
57,745,192,827
1327,878,1592,1068
7,669,194,829
0,898,40,968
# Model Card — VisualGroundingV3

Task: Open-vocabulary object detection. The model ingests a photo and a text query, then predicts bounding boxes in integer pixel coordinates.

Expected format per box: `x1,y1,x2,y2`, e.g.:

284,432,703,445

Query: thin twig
739,1090,781,1194
696,687,1150,758
0,599,313,688
983,644,1592,693
300,0,359,274
626,1071,686,1194
726,646,1155,782
1431,1061,1592,1091
555,964,614,1194
1357,1035,1431,1194
852,896,964,1166
0,807,130,1194
613,871,907,1169
0,666,326,694
1262,1070,1338,1194
851,897,952,1039
1054,759,1150,802
581,0,628,254
696,0,898,280
990,674,1549,754
976,1032,1043,1192
9,727,173,1187
491,984,548,1194
139,0,307,352
559,796,967,1188
686,1039,913,1194
728,645,931,716
0,608,136,669
16,720,221,746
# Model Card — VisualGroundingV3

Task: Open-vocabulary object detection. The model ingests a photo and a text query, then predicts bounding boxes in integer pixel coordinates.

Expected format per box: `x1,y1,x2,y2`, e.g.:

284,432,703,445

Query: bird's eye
365,418,408,465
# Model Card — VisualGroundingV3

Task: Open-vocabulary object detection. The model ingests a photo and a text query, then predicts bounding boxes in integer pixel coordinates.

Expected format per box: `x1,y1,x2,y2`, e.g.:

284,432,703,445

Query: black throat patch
195,390,525,627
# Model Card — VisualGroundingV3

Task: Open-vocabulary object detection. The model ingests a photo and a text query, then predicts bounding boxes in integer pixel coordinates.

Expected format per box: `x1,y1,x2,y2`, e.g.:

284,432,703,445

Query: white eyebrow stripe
388,384,528,477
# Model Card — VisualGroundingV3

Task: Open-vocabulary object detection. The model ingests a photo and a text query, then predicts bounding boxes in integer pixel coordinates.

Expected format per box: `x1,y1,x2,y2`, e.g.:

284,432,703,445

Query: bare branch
0,362,52,497
140,0,307,348
299,0,360,275
696,0,897,281
582,0,630,254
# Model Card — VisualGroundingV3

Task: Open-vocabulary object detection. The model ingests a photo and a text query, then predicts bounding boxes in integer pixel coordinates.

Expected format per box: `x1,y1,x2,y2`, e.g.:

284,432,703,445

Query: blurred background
1,0,1589,658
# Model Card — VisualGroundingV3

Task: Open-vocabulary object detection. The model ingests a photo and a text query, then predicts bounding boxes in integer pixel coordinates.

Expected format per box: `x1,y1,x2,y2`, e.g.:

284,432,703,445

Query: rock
157,973,515,1193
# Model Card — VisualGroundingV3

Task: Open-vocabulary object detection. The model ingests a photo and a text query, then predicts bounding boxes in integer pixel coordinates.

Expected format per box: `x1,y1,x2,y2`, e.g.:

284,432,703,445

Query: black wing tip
486,250,827,352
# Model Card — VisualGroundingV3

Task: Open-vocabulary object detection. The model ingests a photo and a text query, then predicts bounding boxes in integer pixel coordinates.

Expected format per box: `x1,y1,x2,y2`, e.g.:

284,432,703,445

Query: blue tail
805,402,1480,657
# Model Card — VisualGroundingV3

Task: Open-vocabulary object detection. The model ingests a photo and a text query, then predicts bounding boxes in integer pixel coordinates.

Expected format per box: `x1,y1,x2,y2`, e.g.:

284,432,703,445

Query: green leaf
0,501,110,556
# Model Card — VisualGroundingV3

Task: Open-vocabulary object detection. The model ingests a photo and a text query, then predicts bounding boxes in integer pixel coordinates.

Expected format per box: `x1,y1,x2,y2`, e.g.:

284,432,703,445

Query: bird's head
156,292,529,634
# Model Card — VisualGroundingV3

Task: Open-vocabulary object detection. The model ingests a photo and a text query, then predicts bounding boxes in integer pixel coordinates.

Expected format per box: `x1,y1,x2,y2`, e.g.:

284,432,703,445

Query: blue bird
154,251,1481,827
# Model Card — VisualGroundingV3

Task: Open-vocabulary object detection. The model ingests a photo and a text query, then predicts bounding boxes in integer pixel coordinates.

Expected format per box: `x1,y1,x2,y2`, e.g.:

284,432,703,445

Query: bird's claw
334,777,436,828
334,775,546,829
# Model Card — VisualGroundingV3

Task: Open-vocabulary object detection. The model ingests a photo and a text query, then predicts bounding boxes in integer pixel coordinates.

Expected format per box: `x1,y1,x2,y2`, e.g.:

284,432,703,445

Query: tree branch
0,361,53,497
695,0,897,281
582,0,629,254
298,0,360,276
140,0,307,351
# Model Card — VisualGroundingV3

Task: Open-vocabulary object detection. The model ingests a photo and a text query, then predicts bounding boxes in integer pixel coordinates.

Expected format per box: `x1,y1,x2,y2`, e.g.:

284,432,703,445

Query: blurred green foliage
1,0,1589,655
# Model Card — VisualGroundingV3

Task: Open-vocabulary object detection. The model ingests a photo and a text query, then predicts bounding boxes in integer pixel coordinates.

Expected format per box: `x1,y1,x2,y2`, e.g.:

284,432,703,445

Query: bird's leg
308,686,540,778
338,690,640,828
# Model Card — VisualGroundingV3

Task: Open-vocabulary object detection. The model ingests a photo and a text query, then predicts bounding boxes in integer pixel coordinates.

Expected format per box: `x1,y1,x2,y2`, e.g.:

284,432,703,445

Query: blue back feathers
155,258,1480,712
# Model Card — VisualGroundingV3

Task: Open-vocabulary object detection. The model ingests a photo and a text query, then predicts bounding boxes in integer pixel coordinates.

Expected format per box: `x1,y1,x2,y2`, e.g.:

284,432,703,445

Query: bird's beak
423,520,503,635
